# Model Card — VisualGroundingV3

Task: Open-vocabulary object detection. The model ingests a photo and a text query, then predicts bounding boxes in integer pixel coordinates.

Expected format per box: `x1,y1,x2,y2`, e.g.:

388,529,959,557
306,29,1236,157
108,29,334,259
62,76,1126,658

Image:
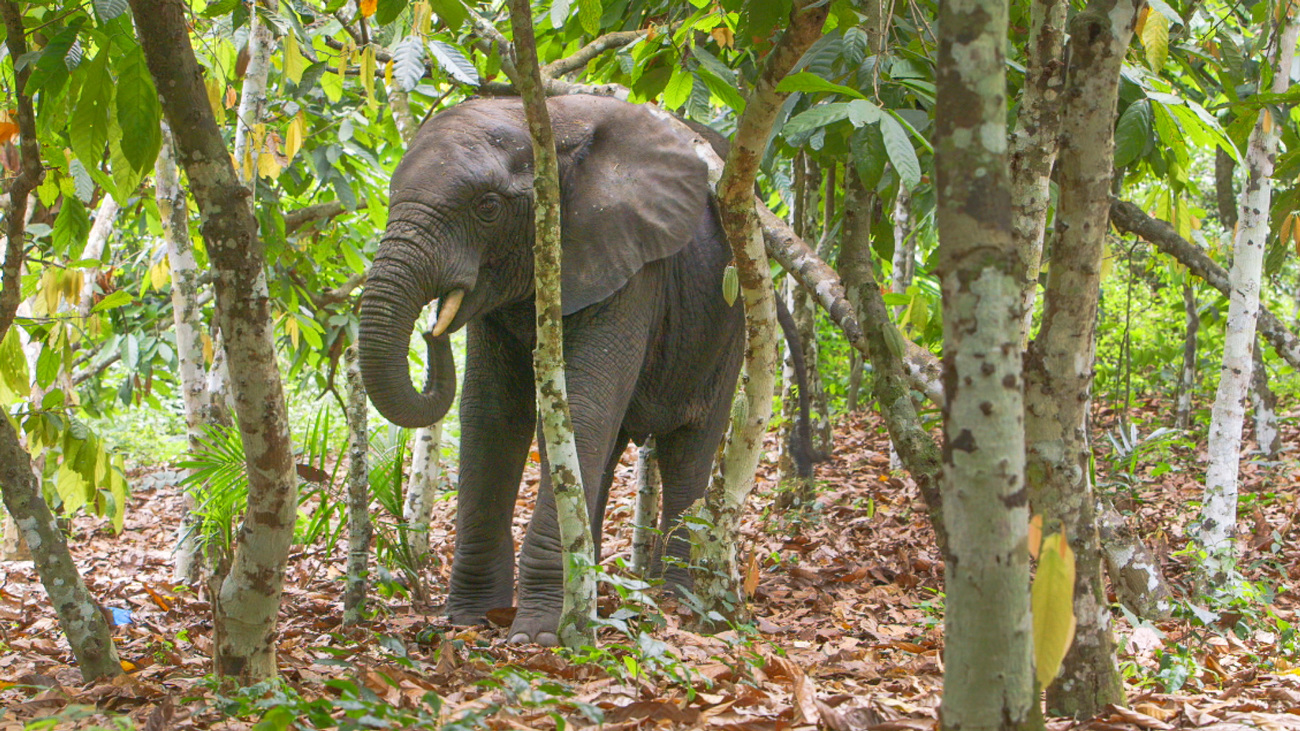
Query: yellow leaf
205,75,225,124
359,0,377,17
1142,10,1169,71
150,260,170,291
224,84,238,109
202,332,214,365
284,31,306,85
1028,513,1043,559
1282,213,1295,246
286,110,305,162
285,315,300,348
337,40,353,80
120,659,138,672
1134,6,1149,38
710,26,735,49
1032,533,1077,689
361,45,376,107
1262,108,1274,134
743,551,760,597
414,1,431,35
385,59,394,90
258,151,282,179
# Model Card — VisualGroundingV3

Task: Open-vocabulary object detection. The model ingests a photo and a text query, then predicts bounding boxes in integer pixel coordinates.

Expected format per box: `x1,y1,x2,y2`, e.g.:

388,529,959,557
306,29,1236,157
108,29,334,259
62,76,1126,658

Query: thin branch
542,29,648,77
0,0,43,341
284,201,346,234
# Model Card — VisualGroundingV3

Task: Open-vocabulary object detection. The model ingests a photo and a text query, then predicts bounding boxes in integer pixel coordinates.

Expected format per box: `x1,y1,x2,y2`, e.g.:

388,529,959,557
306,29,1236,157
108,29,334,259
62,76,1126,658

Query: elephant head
359,96,711,428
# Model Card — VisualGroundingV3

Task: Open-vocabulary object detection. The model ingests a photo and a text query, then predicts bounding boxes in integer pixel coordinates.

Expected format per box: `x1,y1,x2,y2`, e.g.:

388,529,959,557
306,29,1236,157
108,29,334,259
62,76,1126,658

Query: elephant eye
475,193,503,223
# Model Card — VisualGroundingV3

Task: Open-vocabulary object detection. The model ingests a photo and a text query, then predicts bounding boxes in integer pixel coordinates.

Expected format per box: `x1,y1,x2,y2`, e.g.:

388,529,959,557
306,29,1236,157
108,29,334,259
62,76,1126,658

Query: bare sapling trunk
1097,497,1172,620
232,0,277,185
131,0,300,684
888,186,916,470
841,188,876,414
0,0,122,682
1009,0,1068,344
687,1,828,628
1175,281,1198,430
77,196,121,320
509,0,596,648
934,0,1038,726
343,345,372,625
157,125,212,584
1250,338,1281,458
1197,14,1299,583
631,440,661,575
1023,0,1140,715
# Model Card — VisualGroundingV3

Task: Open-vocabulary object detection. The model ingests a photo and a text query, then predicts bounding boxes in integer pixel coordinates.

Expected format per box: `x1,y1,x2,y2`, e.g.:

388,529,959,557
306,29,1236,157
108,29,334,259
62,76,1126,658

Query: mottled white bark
509,0,595,648
631,441,661,576
343,344,372,625
935,0,1037,726
890,187,916,303
1097,498,1172,620
1249,339,1281,458
403,423,442,562
158,127,211,584
77,196,120,320
1198,17,1299,572
232,0,276,186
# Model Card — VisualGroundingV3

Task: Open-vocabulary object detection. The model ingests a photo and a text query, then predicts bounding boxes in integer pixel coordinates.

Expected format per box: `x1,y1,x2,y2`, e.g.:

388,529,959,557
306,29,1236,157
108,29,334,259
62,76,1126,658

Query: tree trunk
158,125,212,584
1108,200,1300,371
631,440,661,576
890,187,915,304
1097,497,1172,620
1024,0,1139,715
508,0,596,649
0,0,122,682
1198,15,1299,581
688,1,827,627
1175,281,1198,430
343,344,372,625
77,196,121,321
231,0,276,185
1009,0,1068,343
1250,336,1281,458
934,0,1037,727
131,0,300,684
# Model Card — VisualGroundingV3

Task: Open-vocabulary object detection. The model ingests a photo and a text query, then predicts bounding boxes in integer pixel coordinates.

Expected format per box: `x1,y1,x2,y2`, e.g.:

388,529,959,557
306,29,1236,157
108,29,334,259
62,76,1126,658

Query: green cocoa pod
722,264,739,306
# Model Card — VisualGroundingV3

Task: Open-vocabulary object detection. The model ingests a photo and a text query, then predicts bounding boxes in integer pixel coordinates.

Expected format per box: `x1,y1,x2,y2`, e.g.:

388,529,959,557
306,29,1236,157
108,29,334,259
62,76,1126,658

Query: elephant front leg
446,323,535,625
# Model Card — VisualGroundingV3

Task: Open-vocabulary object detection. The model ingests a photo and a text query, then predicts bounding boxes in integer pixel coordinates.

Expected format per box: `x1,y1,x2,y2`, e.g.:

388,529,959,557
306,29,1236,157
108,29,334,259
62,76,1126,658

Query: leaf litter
1,401,1298,730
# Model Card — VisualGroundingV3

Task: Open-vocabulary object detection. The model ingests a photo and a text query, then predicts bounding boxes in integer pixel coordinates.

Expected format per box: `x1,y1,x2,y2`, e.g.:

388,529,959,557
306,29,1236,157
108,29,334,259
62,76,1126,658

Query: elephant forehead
393,133,532,200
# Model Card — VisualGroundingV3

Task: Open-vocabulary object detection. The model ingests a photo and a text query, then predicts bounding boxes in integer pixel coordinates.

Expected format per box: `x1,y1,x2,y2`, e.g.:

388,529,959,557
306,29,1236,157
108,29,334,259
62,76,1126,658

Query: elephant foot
508,609,561,646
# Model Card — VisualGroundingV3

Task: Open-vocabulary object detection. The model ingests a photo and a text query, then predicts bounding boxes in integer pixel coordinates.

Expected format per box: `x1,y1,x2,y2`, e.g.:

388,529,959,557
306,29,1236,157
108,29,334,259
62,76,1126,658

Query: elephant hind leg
653,415,730,593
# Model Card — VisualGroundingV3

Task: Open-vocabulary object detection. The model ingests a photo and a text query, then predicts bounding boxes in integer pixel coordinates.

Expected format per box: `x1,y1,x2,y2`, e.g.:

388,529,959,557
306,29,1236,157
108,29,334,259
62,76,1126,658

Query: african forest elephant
360,95,787,645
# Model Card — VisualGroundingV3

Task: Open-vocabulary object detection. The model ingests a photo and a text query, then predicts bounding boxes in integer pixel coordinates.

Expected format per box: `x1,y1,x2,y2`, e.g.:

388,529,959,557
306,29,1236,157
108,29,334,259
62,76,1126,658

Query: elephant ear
553,97,710,315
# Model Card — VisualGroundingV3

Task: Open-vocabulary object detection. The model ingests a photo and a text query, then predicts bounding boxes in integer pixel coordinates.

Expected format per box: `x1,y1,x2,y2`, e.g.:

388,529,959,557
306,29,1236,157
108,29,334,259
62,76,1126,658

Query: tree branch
1109,199,1300,371
542,29,648,77
284,202,346,234
0,0,43,341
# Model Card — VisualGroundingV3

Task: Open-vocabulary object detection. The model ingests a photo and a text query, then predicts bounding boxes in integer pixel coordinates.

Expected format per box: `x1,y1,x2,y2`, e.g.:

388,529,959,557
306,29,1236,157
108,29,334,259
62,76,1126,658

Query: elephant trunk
359,252,458,429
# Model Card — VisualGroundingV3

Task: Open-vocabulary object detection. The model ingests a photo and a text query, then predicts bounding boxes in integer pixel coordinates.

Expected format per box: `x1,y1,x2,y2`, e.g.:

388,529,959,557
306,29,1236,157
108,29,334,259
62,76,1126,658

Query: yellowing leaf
743,551,760,597
359,0,377,17
710,26,735,49
1142,10,1169,71
285,315,300,348
202,332,214,365
361,45,377,107
1134,5,1149,38
1032,532,1077,689
284,32,306,85
258,151,282,179
205,75,225,124
1282,213,1295,246
225,84,238,109
286,110,305,161
1028,513,1043,559
337,41,353,80
414,1,431,35
150,260,170,290
1262,108,1274,134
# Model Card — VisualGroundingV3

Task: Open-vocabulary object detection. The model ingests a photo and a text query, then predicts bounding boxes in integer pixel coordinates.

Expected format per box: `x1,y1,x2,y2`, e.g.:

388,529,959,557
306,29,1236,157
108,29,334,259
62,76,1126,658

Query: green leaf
25,21,85,98
94,0,129,21
1150,102,1188,172
1032,533,1077,689
115,47,163,173
428,0,467,29
550,0,571,29
375,0,408,25
200,0,240,17
783,102,852,137
391,36,426,92
850,123,887,191
1113,100,1152,169
284,32,307,85
0,327,31,402
881,113,921,190
53,197,92,258
662,66,693,110
776,71,866,100
848,99,882,127
428,40,479,86
691,45,735,86
578,0,601,35
320,71,344,102
71,50,113,170
91,290,134,312
697,67,745,113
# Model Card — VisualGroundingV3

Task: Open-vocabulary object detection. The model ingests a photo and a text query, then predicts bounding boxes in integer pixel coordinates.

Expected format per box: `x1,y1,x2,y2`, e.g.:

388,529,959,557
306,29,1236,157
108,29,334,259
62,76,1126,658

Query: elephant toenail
536,632,559,647
510,632,531,644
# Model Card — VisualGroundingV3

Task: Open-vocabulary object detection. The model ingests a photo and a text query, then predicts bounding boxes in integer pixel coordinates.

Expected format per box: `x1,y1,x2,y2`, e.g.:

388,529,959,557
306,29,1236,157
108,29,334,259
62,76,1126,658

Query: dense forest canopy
0,0,1298,728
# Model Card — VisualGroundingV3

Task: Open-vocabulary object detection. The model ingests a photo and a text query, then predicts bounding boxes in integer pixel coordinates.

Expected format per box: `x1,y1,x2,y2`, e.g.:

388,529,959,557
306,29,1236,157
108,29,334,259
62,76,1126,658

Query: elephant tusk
430,289,464,337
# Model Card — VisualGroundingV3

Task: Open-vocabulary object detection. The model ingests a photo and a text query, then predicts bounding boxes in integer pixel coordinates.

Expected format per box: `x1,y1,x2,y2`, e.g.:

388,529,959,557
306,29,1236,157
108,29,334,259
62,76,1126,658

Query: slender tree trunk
0,0,122,682
1097,498,1172,620
840,184,876,415
508,0,595,649
890,187,915,304
1198,15,1299,580
1175,281,1198,430
1250,337,1281,458
1009,0,1068,343
232,0,276,184
158,126,213,584
688,1,827,627
77,197,121,321
631,440,661,576
343,345,372,625
1024,0,1139,715
1108,201,1300,371
935,0,1037,727
778,155,809,487
131,0,300,684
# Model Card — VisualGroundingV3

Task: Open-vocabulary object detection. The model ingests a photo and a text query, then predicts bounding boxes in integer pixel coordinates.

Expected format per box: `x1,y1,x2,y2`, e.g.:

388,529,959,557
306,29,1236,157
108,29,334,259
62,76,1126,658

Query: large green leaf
776,71,866,100
24,21,85,98
428,0,467,29
391,36,426,92
662,67,693,110
93,0,129,21
115,47,163,173
1113,99,1152,169
0,327,30,402
783,102,852,137
52,197,92,259
428,40,479,86
70,50,113,171
697,66,746,113
850,123,887,191
375,0,408,25
881,113,921,190
578,0,602,35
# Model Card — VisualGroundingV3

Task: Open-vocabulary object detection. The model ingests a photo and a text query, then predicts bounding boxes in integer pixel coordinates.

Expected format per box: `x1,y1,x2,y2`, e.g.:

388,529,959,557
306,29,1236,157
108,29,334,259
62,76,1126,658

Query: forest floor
2,402,1300,730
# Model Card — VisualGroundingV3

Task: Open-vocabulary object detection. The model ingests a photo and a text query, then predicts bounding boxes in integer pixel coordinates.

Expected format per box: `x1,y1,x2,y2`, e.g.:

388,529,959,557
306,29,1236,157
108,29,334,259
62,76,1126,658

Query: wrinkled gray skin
359,95,745,645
